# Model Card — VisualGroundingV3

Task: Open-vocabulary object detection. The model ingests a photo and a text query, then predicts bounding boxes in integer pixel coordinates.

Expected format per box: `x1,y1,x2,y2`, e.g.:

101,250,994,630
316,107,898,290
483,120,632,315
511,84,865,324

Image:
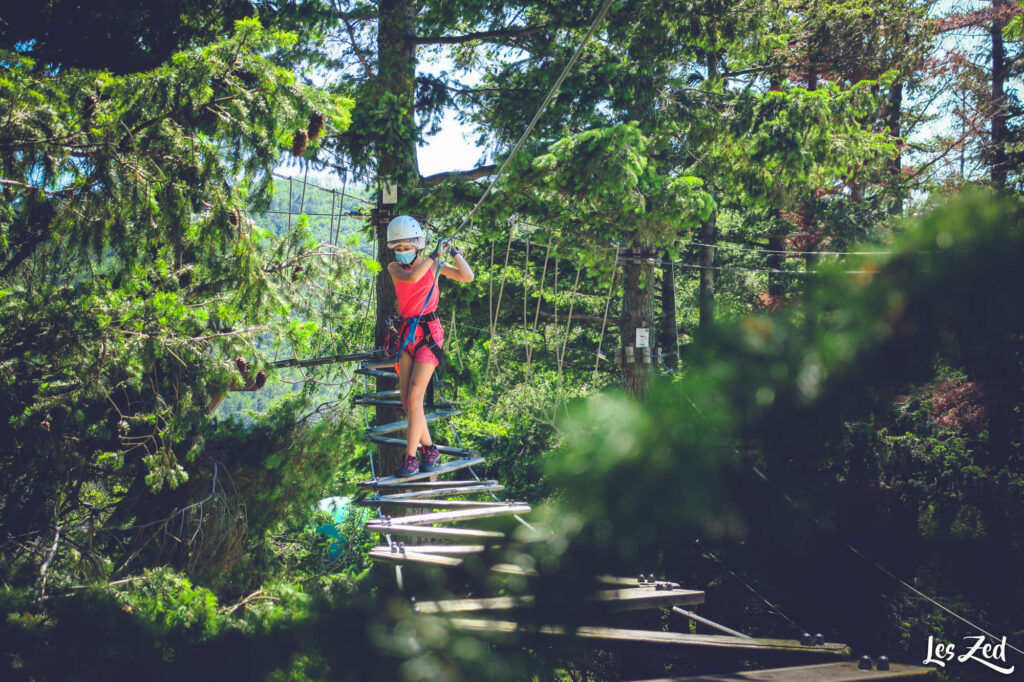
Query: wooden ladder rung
364,436,479,458
365,409,461,436
377,503,531,526
358,456,485,486
357,479,497,491
372,544,493,556
365,524,505,541
373,483,504,500
368,547,463,567
356,499,505,510
595,586,705,611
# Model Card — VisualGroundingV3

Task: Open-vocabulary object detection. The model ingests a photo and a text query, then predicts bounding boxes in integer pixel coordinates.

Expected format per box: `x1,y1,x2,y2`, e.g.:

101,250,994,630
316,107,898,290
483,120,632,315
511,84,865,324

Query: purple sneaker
420,444,441,473
394,453,418,478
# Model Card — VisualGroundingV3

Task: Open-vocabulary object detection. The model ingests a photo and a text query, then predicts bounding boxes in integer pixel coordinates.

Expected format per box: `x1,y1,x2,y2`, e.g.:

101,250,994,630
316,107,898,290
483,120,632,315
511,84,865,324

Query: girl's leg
405,360,437,451
398,351,416,456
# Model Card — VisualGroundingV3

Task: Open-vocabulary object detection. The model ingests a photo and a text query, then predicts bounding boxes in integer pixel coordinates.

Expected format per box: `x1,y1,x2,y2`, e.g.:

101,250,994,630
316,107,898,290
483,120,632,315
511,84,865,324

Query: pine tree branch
414,24,549,45
420,164,498,185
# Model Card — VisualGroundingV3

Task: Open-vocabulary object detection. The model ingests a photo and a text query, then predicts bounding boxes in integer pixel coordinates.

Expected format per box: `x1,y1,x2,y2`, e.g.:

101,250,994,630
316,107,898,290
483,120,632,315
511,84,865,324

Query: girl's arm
388,252,440,283
440,252,474,282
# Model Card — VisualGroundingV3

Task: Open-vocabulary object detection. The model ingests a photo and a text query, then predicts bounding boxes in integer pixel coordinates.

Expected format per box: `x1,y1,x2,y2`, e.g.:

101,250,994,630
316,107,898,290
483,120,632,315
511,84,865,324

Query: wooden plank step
376,503,531,526
355,399,456,409
355,368,398,379
352,389,401,400
369,547,463,567
416,588,703,615
374,483,504,500
631,661,935,681
358,479,497,491
365,523,505,541
444,621,852,658
365,435,479,458
595,586,705,611
600,576,681,589
374,544,493,556
365,409,461,436
416,596,534,614
357,457,485,486
356,499,509,510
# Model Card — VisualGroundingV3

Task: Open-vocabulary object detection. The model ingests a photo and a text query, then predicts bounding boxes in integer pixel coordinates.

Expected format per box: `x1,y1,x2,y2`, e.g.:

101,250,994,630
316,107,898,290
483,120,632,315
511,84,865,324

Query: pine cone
255,370,267,389
290,130,308,157
39,420,50,433
229,207,241,228
235,356,248,374
291,265,304,282
307,111,325,139
83,95,97,121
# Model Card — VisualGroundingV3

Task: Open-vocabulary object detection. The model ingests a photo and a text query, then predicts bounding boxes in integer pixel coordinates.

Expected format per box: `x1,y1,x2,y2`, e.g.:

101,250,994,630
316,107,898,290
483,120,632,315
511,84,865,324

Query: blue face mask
395,250,416,265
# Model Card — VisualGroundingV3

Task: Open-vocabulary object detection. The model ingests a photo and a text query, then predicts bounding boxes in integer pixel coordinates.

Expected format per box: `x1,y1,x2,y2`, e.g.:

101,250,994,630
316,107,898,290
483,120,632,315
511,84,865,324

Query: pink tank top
394,261,439,318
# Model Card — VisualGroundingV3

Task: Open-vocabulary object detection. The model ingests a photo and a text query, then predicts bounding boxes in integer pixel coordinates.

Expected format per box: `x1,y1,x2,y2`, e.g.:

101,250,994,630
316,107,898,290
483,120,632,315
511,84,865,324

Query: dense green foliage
2,1,1024,680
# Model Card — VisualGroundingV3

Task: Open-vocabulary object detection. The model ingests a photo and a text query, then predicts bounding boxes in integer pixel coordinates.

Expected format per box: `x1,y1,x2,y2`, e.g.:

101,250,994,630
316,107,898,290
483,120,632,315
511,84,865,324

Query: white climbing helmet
386,215,425,249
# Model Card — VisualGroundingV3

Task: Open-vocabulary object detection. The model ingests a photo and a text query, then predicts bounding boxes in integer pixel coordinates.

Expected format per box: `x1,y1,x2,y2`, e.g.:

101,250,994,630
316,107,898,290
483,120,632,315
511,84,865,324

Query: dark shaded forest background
1,0,1023,680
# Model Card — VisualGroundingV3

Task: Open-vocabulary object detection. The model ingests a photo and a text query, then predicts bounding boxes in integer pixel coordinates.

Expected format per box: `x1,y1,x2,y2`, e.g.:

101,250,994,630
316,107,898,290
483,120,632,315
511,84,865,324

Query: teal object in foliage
315,496,351,559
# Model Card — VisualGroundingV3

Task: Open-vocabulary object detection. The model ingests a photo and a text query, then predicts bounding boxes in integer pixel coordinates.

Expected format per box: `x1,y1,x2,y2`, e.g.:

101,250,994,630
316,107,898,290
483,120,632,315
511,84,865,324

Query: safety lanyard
395,241,445,362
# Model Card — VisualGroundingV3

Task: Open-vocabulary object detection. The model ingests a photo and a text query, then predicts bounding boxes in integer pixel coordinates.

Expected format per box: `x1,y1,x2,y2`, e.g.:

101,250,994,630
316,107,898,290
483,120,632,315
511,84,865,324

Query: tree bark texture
698,214,716,335
659,252,679,369
990,0,1009,188
620,239,656,399
374,0,418,479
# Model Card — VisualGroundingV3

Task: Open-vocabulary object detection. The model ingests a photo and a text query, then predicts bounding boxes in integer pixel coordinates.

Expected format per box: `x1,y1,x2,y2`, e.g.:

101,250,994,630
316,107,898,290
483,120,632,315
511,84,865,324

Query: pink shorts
401,318,444,366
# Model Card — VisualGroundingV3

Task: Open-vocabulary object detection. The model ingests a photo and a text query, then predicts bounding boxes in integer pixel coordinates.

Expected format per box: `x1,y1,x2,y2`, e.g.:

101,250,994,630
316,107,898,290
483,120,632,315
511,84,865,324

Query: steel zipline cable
444,0,618,242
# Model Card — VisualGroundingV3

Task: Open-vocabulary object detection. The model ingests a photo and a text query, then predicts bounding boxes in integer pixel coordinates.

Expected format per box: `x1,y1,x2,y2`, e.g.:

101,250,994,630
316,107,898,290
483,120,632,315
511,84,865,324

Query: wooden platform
358,456,485,486
630,661,935,681
365,409,461,436
444,620,852,658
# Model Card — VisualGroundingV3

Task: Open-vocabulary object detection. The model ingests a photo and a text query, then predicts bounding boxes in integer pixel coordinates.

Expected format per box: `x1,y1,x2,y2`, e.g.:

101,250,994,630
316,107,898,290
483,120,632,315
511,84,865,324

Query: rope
690,241,891,256
447,0,618,241
592,246,620,380
485,232,515,382
750,466,1024,656
555,266,582,417
526,233,554,381
703,549,808,636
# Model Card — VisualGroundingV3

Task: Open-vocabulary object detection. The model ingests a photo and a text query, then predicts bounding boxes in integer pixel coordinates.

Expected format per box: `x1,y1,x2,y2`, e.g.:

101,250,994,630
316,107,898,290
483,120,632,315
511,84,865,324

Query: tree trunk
374,0,418,478
990,0,1008,188
620,237,656,399
887,82,904,216
698,214,716,335
659,252,679,369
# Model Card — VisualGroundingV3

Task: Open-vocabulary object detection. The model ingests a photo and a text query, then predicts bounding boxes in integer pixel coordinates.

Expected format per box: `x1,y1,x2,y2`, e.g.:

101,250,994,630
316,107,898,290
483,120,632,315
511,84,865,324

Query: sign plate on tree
636,328,649,348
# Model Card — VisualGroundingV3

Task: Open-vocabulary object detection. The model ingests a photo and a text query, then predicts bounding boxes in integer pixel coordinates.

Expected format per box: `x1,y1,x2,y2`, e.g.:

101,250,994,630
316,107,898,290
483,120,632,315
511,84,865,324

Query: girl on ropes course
386,215,474,477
